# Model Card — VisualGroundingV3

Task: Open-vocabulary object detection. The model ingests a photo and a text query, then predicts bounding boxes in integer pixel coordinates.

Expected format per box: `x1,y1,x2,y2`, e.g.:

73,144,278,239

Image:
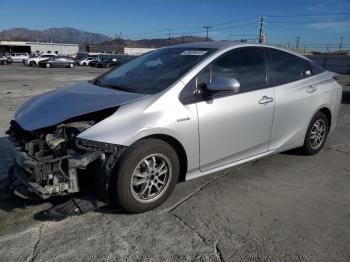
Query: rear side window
268,48,302,86
211,47,266,92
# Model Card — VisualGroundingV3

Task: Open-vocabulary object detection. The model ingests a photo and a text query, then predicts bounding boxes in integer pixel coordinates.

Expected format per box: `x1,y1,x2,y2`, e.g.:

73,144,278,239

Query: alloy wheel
310,119,326,150
130,153,172,203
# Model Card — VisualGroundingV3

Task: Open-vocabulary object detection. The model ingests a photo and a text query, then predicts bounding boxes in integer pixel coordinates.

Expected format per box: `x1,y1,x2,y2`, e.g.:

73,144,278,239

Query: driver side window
211,47,266,92
179,47,267,104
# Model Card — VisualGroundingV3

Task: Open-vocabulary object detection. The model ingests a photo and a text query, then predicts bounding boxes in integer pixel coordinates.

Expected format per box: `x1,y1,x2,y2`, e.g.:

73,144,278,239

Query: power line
210,21,258,33
229,34,256,36
121,11,350,42
209,16,257,27
124,16,257,38
266,19,350,23
265,12,350,18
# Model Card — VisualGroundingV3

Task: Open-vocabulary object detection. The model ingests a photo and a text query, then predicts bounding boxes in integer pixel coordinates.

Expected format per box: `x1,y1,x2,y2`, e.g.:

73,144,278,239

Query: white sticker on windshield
180,50,208,56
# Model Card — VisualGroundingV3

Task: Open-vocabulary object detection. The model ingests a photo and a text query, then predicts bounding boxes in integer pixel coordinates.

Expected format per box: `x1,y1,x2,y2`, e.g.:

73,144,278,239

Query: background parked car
89,59,99,67
95,57,120,68
0,55,13,65
24,54,57,66
78,57,98,66
38,56,76,68
9,53,29,62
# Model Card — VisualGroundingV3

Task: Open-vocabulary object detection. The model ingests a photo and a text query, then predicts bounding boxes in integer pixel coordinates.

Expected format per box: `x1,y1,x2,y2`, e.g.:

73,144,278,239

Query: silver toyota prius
8,42,342,213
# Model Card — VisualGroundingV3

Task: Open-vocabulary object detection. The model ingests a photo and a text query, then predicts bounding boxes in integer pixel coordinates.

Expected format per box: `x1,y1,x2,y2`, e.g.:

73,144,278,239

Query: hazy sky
0,0,349,49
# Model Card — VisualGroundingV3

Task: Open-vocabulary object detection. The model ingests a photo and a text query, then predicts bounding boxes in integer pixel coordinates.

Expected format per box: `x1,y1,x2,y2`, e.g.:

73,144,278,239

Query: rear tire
30,61,36,66
109,139,179,213
69,63,74,68
301,111,329,155
46,63,51,68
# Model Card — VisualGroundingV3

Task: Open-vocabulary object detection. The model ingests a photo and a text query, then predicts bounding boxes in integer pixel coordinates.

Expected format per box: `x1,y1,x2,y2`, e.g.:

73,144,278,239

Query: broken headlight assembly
7,120,123,200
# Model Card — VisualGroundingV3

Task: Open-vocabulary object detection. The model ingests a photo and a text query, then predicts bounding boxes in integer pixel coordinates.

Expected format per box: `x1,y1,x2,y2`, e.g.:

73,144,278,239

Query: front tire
301,111,329,155
30,61,37,66
46,63,51,68
109,139,179,213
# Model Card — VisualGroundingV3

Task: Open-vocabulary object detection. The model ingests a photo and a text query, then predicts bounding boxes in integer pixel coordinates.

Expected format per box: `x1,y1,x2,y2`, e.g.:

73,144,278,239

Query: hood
15,82,148,131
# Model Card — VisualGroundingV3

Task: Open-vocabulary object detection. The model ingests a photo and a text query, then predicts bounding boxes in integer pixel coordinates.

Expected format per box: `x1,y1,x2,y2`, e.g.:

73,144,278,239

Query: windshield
97,47,216,94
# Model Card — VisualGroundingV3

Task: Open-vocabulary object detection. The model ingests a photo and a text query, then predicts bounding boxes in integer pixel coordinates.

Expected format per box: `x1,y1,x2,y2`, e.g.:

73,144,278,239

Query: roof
166,41,310,60
167,41,244,50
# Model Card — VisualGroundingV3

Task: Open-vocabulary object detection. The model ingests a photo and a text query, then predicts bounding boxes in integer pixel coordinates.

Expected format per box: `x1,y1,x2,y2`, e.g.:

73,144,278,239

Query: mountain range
0,27,210,50
94,36,211,51
0,27,112,44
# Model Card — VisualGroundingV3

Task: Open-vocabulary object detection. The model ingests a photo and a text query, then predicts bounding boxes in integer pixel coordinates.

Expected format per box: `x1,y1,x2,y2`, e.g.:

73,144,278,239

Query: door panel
194,47,275,171
269,80,318,149
197,88,275,171
266,48,322,149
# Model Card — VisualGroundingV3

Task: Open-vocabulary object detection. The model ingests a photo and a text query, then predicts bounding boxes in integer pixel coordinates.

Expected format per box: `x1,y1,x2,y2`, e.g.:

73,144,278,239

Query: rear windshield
97,47,216,94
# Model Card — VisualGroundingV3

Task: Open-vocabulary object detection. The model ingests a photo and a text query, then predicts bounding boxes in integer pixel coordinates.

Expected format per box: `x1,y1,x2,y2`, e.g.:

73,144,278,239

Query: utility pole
166,29,171,40
258,16,265,44
203,26,211,41
339,36,344,51
296,36,300,49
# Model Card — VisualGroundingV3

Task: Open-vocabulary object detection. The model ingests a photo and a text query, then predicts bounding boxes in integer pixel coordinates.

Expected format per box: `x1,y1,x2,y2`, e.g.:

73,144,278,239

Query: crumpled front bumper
8,140,100,199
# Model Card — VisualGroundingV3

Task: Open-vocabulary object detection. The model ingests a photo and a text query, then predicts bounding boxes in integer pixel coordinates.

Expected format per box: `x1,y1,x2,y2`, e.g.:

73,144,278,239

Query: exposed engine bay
7,111,124,200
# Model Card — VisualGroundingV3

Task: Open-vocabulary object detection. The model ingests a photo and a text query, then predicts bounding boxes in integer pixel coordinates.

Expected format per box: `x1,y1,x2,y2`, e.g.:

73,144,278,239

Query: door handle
306,86,317,94
258,96,273,105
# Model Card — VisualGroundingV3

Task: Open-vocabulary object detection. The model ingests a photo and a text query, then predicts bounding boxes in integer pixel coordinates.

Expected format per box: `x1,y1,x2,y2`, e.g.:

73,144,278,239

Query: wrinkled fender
77,84,192,147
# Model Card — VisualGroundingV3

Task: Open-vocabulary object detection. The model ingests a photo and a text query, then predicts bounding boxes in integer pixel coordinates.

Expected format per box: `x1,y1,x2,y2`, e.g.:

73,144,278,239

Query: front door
196,47,275,171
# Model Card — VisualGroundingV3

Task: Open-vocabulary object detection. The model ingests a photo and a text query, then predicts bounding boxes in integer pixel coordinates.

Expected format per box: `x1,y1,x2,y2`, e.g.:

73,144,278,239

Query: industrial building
123,47,155,55
0,41,79,55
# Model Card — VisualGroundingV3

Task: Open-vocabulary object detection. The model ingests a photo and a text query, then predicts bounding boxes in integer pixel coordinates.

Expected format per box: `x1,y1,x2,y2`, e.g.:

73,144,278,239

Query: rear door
267,48,321,150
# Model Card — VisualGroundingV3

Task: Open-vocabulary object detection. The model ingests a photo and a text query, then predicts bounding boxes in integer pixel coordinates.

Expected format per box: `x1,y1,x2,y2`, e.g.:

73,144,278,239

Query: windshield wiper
93,78,138,93
101,83,138,93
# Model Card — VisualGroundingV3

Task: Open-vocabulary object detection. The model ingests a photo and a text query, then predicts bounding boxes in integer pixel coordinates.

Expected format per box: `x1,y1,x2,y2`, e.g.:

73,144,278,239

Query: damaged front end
7,119,123,200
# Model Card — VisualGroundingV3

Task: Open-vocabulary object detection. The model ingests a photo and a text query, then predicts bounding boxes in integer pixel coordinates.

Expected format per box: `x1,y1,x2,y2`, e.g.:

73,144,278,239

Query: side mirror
207,77,240,93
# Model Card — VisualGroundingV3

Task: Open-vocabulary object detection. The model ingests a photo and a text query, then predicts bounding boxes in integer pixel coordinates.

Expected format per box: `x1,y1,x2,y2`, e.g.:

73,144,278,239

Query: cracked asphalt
0,64,349,261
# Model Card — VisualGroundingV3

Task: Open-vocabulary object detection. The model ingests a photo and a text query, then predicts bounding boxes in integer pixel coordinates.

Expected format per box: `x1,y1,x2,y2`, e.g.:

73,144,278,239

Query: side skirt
185,143,301,181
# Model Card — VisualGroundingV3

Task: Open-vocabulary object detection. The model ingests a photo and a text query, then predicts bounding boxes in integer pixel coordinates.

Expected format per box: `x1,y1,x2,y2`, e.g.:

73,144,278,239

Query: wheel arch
138,134,188,183
318,107,332,132
302,105,332,145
